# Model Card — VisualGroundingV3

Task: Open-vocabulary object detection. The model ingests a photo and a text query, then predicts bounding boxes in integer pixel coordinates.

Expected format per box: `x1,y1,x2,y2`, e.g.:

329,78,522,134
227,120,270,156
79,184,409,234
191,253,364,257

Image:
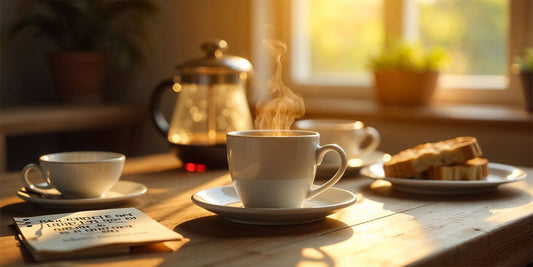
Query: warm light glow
370,180,391,189
207,130,216,138
348,158,364,167
181,134,191,144
301,248,327,261
170,134,181,143
353,121,364,130
189,106,205,122
416,0,438,4
172,83,182,93
383,154,391,162
169,133,192,145
507,168,525,180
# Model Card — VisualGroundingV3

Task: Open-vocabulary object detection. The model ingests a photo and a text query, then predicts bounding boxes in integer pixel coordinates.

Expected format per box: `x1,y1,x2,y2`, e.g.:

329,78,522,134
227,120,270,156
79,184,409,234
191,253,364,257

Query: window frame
251,0,532,107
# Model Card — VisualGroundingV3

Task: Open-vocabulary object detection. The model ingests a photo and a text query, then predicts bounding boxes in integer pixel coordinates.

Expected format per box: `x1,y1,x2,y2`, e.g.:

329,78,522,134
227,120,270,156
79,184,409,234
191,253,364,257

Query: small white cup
21,151,125,198
294,119,380,165
226,130,347,208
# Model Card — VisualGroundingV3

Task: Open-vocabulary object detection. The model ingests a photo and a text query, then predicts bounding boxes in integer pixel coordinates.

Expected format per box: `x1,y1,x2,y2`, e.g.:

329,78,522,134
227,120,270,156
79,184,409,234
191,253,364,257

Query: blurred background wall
1,1,531,171
0,0,254,170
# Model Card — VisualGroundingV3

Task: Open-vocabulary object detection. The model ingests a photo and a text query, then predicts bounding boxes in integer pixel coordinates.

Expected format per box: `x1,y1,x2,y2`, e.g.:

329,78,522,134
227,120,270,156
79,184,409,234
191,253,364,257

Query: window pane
294,0,383,80
291,0,509,89
417,0,508,76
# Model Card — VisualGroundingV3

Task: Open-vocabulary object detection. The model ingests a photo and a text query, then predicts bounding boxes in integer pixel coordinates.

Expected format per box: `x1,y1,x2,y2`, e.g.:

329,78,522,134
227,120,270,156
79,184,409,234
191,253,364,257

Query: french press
150,40,254,169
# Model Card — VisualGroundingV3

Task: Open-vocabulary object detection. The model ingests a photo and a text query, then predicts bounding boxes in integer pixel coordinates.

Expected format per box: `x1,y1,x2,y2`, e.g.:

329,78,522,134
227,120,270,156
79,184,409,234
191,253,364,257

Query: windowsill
302,98,533,129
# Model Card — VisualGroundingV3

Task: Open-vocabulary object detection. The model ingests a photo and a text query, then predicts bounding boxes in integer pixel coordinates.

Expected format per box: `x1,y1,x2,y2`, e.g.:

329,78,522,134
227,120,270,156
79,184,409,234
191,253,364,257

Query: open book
13,207,186,261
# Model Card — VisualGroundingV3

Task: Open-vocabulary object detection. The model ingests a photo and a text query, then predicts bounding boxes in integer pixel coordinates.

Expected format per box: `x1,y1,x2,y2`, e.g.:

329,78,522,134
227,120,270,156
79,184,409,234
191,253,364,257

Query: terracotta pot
47,51,107,104
373,70,439,105
519,72,533,111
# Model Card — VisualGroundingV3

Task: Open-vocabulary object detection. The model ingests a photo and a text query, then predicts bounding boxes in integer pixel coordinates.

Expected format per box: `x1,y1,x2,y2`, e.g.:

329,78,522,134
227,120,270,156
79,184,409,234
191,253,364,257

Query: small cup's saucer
191,185,357,225
17,181,147,209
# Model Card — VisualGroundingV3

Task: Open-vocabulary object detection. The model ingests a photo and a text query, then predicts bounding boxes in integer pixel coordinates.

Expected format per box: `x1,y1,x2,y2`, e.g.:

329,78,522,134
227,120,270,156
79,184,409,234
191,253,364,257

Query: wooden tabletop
1,154,532,266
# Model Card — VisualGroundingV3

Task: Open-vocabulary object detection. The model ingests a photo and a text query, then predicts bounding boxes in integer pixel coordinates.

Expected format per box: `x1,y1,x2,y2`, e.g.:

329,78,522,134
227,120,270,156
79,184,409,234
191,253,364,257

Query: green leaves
368,40,450,72
513,48,533,73
9,0,158,69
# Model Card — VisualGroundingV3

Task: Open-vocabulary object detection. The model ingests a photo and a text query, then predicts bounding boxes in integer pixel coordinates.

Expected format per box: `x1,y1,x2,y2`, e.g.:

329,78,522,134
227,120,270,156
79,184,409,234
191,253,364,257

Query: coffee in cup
21,151,125,198
294,119,380,166
226,130,347,208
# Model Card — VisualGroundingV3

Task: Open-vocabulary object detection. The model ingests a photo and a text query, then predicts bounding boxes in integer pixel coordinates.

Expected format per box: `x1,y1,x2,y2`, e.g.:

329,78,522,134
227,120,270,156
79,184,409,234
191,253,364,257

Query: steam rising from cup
255,40,305,132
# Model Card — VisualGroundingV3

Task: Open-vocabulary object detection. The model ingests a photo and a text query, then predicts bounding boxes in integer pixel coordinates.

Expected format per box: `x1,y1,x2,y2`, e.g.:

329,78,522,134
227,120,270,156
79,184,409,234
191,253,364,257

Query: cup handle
306,144,348,200
357,126,381,158
21,164,55,195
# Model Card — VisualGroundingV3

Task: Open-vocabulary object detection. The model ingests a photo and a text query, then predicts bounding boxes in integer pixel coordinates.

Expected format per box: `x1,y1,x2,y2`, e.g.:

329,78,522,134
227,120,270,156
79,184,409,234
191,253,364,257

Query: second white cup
226,130,347,208
294,119,380,165
21,151,125,198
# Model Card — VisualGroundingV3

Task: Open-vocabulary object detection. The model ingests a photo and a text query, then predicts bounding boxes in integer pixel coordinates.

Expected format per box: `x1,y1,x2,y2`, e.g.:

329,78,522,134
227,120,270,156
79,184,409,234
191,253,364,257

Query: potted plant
512,47,533,111
369,40,449,105
9,0,157,104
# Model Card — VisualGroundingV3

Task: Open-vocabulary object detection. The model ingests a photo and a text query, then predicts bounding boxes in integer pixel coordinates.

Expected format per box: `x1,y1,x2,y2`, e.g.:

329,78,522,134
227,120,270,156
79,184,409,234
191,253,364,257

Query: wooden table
1,154,532,266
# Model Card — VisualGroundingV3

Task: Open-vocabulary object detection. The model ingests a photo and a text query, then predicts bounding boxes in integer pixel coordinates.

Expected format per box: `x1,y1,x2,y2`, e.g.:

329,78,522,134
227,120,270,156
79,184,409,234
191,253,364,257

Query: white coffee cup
294,119,380,165
226,130,347,208
21,151,125,198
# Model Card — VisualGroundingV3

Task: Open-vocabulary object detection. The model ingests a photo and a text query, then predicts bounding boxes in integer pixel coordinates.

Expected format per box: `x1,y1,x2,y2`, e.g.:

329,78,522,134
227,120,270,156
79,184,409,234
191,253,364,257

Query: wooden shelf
0,104,147,171
303,98,533,129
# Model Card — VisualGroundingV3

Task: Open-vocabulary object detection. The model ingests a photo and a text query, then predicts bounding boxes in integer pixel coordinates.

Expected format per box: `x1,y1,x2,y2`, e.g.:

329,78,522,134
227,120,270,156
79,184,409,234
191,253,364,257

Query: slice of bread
426,157,489,181
383,137,483,178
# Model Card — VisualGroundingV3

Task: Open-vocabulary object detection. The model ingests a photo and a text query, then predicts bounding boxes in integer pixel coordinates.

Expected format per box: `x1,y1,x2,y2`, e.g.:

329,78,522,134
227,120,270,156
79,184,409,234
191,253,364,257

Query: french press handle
150,79,175,136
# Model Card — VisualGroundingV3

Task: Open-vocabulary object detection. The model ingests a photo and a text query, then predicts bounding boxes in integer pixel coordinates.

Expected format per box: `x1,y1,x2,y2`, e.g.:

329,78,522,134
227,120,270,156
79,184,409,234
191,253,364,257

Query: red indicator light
185,163,196,172
196,164,207,172
185,163,207,172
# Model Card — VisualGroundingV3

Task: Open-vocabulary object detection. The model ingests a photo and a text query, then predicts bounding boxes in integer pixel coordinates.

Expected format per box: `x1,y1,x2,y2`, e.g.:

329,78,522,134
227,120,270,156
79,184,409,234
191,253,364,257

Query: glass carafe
151,40,253,169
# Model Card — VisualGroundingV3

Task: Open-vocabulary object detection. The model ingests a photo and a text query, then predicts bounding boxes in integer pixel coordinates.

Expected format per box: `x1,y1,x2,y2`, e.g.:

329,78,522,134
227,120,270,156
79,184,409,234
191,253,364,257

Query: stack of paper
13,207,186,261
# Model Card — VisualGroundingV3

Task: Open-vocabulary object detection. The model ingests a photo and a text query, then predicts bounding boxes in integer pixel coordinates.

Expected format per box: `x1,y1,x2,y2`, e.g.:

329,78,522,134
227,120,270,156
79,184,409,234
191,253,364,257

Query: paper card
13,207,183,254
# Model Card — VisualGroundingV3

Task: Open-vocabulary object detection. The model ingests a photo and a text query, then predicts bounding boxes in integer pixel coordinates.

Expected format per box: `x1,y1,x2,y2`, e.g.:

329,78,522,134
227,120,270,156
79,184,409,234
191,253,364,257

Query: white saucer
17,181,147,208
317,150,387,178
191,185,357,225
361,162,527,195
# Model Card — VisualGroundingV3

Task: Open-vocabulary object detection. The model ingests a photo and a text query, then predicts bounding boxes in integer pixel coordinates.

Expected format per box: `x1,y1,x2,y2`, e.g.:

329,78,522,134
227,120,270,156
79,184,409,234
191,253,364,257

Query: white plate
17,181,147,208
361,162,527,195
317,150,388,178
191,185,357,225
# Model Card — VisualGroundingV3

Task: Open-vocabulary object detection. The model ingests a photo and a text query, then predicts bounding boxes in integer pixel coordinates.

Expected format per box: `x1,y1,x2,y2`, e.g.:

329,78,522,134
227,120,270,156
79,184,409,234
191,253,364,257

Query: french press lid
176,39,252,84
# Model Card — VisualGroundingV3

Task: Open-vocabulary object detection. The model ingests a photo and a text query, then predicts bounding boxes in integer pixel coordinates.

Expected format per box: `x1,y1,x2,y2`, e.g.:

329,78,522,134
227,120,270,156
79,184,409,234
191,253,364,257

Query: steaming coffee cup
294,119,380,166
226,130,347,208
21,151,125,198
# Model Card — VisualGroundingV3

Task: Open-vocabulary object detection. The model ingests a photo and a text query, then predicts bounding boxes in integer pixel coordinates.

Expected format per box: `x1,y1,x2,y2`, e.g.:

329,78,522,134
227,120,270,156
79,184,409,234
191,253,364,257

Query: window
253,0,532,106
417,0,507,89
291,0,383,86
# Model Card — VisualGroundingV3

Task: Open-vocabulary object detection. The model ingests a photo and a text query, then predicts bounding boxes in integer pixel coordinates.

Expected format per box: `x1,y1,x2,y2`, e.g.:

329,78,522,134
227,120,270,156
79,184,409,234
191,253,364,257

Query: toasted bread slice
383,137,483,178
426,157,489,180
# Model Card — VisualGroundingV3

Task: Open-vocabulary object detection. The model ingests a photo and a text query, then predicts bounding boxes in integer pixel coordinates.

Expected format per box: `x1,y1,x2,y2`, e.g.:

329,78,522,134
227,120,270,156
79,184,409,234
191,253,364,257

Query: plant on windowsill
9,0,157,104
512,47,533,111
368,40,449,106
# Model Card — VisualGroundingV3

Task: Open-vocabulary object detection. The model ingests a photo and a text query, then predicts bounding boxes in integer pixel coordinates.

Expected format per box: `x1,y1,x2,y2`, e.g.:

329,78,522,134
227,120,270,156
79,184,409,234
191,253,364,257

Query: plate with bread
361,137,527,195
